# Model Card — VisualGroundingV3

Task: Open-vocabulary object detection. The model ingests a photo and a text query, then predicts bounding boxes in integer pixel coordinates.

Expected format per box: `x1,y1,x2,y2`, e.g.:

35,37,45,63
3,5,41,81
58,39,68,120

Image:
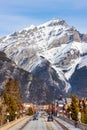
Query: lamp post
69,111,71,119
7,112,10,123
78,112,81,122
15,111,17,120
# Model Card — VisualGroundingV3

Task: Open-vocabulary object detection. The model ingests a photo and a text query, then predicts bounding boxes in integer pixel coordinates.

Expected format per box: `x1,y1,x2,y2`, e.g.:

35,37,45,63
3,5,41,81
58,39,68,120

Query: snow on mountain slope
0,18,87,96
78,55,87,69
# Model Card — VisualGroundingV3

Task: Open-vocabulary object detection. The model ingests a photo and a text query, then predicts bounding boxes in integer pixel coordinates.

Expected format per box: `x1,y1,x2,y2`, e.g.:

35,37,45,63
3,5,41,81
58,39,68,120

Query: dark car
33,115,38,120
47,114,53,121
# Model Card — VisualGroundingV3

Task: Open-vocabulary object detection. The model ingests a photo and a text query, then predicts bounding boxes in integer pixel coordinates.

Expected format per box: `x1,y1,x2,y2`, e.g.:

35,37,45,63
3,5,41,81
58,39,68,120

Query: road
8,115,82,130
22,117,64,130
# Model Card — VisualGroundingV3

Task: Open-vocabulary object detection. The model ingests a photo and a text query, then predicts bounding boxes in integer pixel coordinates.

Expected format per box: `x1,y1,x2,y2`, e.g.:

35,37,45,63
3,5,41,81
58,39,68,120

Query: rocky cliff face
0,51,53,104
0,18,87,99
70,66,87,97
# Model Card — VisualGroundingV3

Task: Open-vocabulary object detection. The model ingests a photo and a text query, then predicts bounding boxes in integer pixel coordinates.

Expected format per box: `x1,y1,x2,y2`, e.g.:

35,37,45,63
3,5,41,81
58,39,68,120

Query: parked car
47,114,53,121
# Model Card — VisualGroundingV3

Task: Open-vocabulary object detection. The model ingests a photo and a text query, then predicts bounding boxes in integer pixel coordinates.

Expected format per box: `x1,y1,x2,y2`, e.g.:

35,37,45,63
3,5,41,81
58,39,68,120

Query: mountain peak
38,18,68,28
24,24,35,31
0,18,87,99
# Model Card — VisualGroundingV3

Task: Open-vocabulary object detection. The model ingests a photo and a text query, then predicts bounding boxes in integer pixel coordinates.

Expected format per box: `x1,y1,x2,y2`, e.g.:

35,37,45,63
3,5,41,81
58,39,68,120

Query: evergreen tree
4,78,22,102
71,95,79,121
0,104,7,125
81,112,87,124
2,78,22,121
81,99,87,124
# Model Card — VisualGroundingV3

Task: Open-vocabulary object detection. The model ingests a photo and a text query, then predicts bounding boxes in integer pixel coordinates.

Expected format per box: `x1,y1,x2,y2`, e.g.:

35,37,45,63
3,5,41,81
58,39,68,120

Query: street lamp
78,112,81,122
15,111,17,120
7,112,10,123
69,111,71,119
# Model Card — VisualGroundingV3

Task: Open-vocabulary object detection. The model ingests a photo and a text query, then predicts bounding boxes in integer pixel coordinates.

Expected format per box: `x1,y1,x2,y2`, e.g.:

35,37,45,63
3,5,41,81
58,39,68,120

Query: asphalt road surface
22,117,64,130
8,115,82,130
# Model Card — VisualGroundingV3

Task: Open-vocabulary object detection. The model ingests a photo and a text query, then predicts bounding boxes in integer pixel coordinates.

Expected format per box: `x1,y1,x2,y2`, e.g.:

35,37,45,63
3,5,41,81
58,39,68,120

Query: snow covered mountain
0,18,87,97
0,51,51,103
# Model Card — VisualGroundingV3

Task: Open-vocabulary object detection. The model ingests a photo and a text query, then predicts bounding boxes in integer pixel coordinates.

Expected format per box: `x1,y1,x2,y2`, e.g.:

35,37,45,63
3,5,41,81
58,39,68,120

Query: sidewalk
55,117,82,130
0,116,27,130
8,116,31,130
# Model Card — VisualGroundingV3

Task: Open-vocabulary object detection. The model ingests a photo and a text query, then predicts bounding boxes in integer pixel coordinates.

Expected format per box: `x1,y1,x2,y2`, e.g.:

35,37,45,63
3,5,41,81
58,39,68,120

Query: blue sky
0,0,87,36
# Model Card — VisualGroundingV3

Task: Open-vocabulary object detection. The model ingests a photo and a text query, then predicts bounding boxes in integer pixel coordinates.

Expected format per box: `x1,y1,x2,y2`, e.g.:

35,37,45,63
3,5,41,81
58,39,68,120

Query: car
47,114,53,121
33,115,38,120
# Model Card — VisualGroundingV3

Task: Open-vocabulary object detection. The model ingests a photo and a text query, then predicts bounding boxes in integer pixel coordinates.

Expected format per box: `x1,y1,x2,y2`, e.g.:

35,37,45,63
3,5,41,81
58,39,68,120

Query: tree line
67,95,87,124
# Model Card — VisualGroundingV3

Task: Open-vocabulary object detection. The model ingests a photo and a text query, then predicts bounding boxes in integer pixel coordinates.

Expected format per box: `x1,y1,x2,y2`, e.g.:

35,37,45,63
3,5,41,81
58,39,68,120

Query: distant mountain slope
70,66,87,97
0,18,87,97
0,51,52,103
